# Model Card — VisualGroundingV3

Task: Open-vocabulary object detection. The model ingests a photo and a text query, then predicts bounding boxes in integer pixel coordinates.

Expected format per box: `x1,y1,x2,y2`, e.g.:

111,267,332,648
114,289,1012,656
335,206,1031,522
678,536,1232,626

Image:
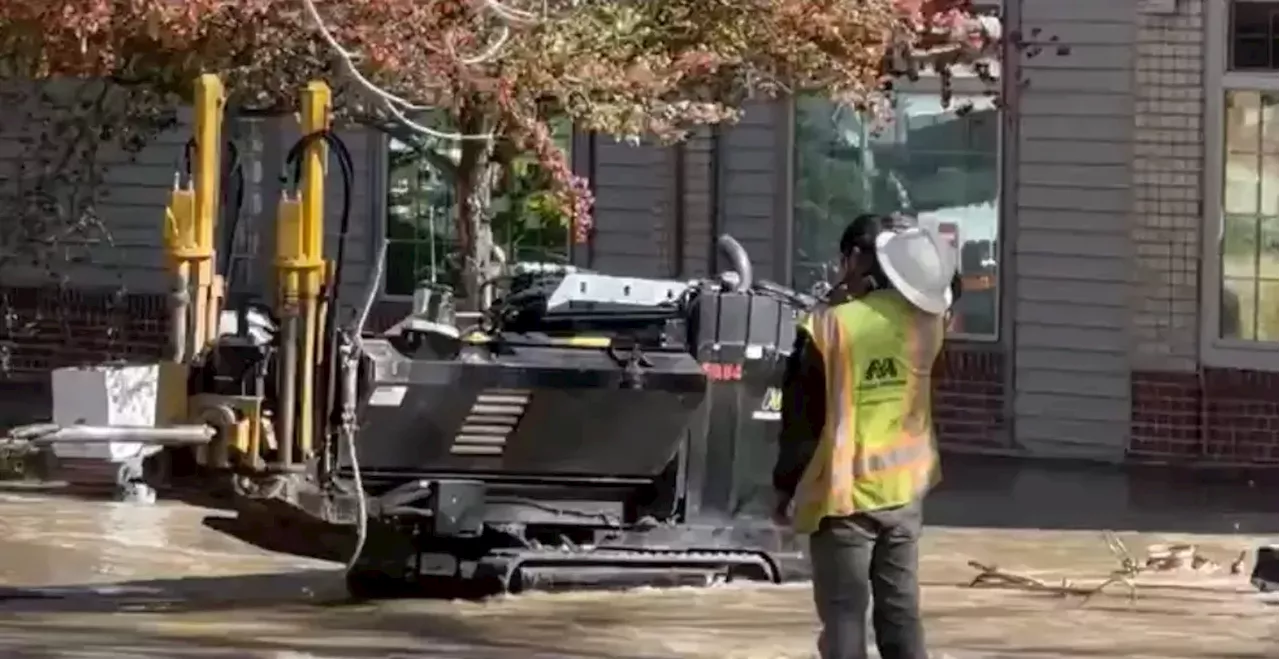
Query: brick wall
935,346,1006,451
0,285,166,380
1127,0,1277,466
0,285,167,428
1131,368,1279,464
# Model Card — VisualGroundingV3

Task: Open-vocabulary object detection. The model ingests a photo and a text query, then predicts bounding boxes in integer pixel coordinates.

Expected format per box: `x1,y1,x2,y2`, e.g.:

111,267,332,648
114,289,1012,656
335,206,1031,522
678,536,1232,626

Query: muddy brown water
0,458,1276,659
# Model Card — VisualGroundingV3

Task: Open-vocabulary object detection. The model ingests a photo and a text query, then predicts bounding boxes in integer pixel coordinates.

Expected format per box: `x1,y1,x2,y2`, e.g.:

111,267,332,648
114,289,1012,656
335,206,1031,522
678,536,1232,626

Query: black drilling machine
328,233,818,597
2,75,820,598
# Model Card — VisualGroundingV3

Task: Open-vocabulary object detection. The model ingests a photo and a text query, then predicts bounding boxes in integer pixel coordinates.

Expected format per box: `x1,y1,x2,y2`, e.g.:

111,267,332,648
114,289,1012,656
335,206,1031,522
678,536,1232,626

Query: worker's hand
771,491,793,527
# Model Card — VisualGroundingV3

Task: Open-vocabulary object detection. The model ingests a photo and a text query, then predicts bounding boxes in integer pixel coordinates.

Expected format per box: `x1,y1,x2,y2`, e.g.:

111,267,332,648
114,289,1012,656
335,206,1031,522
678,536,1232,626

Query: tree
0,0,998,304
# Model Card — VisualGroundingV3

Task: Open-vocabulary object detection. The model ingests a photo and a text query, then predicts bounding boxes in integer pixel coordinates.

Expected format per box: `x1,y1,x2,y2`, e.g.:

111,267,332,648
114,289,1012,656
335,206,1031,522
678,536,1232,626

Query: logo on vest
751,386,782,421
861,357,904,390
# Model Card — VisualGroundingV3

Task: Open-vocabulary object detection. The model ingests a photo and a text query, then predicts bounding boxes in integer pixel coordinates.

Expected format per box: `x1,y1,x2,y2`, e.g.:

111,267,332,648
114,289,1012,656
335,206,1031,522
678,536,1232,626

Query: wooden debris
1081,531,1144,604
965,561,1077,596
966,532,1252,606
1230,551,1248,576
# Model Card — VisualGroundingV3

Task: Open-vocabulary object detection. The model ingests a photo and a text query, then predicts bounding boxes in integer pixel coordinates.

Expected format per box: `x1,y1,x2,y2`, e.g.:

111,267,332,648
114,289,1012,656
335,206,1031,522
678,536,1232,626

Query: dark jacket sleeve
772,328,827,501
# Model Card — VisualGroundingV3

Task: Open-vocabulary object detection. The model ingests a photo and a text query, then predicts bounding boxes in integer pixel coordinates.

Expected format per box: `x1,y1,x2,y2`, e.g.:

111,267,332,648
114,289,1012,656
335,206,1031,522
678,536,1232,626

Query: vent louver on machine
449,389,530,457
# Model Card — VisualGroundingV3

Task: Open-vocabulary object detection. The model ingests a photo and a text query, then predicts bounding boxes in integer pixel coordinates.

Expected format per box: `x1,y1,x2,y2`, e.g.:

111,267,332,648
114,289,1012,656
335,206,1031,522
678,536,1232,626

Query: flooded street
0,457,1276,659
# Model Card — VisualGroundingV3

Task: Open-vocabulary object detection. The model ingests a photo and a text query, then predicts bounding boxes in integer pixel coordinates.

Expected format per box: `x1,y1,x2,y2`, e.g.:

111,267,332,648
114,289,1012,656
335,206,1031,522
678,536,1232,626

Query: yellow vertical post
275,80,330,467
191,74,226,354
297,81,331,463
299,81,329,281
162,181,196,364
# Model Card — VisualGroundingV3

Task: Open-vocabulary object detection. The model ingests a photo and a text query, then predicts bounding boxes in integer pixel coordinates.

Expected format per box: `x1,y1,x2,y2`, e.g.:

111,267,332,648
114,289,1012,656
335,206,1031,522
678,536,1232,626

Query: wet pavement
0,457,1276,659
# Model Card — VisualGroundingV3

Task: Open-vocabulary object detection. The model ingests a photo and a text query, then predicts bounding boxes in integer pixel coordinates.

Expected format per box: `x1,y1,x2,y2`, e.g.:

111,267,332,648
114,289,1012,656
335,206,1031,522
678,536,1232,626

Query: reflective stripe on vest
791,291,943,534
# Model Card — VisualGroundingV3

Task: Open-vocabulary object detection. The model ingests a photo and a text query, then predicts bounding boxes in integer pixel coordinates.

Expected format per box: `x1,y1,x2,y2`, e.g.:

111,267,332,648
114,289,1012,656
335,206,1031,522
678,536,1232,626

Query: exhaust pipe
716,234,753,292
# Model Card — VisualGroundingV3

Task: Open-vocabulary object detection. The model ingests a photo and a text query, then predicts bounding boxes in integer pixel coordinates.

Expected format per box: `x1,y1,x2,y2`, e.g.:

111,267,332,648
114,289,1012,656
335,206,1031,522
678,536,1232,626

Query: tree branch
298,0,545,142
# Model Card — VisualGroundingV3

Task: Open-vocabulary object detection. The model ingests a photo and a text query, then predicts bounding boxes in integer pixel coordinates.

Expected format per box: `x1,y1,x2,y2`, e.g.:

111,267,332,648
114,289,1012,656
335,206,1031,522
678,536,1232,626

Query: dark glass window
383,120,573,297
791,94,1000,336
1230,1,1279,71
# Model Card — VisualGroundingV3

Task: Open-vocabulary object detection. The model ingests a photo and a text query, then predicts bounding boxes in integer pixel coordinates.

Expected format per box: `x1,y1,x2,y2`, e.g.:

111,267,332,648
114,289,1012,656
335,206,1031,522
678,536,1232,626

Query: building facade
0,0,1275,465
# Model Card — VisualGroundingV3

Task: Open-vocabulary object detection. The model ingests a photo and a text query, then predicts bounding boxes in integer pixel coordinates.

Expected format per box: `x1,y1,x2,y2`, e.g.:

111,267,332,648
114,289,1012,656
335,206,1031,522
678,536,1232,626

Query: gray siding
0,81,190,291
584,100,787,281
0,86,375,324
1012,0,1136,460
717,101,786,281
677,127,717,278
587,137,677,277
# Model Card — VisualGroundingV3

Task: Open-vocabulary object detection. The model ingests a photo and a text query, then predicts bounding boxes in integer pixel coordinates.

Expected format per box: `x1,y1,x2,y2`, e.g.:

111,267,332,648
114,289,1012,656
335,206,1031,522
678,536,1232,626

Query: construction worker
772,213,955,659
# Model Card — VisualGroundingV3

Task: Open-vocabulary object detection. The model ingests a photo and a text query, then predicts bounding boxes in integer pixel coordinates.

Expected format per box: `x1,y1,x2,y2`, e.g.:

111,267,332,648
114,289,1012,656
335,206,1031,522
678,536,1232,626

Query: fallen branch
966,561,1079,596
967,532,1252,607
1081,530,1145,604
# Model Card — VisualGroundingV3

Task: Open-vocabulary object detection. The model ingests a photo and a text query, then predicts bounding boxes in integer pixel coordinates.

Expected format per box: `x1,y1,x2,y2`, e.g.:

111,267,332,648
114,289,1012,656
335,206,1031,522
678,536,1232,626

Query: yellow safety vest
791,291,944,535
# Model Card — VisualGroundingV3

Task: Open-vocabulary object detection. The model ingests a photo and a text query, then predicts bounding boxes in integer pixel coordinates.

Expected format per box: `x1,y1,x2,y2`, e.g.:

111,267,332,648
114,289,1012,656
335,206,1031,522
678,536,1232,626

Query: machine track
347,545,782,599
488,546,781,594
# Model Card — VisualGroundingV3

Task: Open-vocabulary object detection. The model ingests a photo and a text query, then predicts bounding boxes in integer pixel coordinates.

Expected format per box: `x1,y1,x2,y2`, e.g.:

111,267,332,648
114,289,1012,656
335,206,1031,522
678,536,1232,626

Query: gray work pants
809,501,928,659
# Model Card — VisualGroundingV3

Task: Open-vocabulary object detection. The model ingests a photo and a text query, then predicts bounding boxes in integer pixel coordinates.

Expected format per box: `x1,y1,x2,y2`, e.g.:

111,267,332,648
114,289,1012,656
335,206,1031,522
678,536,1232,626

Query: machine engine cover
345,338,706,480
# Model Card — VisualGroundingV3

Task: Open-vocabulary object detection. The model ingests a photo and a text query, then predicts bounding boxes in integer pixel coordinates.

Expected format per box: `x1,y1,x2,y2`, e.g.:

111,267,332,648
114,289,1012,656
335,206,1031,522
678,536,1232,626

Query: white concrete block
50,364,161,462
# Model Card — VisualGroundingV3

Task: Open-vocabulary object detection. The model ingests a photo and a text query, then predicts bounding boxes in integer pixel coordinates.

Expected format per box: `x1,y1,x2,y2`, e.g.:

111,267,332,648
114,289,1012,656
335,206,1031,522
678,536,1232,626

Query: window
791,92,1001,337
382,120,574,297
1203,0,1280,367
1229,0,1278,70
384,139,456,296
1221,90,1278,341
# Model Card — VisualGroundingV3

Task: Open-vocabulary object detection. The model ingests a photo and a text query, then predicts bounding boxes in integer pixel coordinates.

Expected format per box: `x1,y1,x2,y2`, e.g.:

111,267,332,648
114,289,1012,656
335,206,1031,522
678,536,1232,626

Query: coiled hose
280,130,366,576
181,137,246,287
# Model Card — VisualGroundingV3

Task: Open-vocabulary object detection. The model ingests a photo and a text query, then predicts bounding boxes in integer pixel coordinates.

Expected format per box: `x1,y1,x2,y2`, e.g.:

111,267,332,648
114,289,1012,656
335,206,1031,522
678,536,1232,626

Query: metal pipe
276,310,300,469
184,272,201,361
716,234,754,292
14,424,214,446
298,295,318,461
315,266,334,479
198,404,238,469
168,267,190,362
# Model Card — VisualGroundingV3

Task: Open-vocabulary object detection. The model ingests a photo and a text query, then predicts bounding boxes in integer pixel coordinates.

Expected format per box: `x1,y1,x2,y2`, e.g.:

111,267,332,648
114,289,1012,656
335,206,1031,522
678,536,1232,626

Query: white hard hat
874,226,957,316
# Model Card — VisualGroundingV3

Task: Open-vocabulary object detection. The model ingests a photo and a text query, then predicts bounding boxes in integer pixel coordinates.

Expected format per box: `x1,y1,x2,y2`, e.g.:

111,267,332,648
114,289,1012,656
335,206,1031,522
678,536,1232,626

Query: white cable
342,399,368,576
342,239,386,578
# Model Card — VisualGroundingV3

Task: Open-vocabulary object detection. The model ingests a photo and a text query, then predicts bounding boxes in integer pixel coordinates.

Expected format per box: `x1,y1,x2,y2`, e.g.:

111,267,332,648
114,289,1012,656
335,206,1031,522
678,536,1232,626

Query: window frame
788,77,1005,342
1200,0,1280,370
375,123,577,301
379,134,460,300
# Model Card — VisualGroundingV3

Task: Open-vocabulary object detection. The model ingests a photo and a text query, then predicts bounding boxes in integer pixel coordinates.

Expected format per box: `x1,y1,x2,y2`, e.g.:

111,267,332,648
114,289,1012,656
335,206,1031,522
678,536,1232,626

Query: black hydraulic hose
281,129,356,469
218,142,246,283
716,233,753,292
283,130,355,303
181,138,247,280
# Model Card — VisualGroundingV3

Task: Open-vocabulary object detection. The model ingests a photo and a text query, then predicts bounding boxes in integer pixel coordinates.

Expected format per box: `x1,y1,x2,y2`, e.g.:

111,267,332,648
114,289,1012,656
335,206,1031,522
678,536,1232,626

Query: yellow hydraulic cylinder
296,81,331,463
190,74,226,354
299,81,330,283
274,80,331,468
163,184,198,362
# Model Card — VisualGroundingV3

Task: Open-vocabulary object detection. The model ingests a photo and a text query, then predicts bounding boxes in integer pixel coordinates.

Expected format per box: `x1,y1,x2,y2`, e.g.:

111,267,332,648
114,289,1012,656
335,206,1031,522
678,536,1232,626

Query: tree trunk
454,111,498,310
